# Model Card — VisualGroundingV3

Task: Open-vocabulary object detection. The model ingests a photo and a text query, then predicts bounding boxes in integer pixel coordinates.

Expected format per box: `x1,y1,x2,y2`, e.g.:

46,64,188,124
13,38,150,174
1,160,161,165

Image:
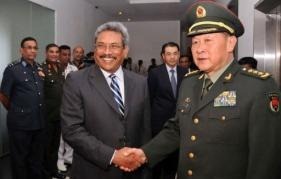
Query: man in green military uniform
41,43,66,179
116,1,281,179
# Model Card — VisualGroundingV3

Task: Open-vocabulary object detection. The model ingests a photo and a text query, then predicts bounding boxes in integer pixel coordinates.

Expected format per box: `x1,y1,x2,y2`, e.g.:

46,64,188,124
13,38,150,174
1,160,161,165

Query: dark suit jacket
148,64,187,136
143,61,281,179
61,65,151,179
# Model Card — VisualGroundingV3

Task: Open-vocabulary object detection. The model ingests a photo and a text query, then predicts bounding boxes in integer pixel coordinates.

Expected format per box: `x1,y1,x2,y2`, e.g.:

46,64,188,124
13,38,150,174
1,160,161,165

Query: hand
112,147,147,172
119,148,147,171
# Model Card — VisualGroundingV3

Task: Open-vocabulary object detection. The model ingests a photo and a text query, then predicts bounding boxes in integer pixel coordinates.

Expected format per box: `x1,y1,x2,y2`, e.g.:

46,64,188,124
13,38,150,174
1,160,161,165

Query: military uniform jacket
143,60,281,179
0,59,45,130
42,61,65,122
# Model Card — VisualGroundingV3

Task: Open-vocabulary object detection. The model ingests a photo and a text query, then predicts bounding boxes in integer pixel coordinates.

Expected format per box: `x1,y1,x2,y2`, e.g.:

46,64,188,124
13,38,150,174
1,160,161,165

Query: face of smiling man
94,30,129,73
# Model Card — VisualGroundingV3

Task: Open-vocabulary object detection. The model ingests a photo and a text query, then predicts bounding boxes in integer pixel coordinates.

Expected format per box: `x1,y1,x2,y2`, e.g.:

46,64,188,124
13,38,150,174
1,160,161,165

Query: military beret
186,0,244,37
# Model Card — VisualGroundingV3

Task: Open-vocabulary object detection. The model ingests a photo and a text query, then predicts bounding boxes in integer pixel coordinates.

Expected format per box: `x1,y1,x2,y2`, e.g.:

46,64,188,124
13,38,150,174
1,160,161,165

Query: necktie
170,69,177,97
110,74,125,117
201,78,213,99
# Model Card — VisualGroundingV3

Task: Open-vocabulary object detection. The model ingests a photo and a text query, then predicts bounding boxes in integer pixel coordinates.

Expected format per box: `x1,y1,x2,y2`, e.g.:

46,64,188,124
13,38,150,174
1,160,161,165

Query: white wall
238,0,259,59
123,21,180,67
29,0,110,53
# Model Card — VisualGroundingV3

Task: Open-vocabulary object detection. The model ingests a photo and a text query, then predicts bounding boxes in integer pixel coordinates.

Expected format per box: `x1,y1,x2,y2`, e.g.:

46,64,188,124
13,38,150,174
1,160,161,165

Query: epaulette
184,70,201,77
241,67,271,80
7,60,21,68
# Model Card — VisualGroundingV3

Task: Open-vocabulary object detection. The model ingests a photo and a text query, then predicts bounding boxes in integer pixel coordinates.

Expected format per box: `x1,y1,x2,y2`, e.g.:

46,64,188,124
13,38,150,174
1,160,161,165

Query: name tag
214,91,236,107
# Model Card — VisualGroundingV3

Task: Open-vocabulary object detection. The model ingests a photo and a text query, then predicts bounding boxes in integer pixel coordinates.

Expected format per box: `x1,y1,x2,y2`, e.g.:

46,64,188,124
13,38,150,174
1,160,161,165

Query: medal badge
214,91,236,107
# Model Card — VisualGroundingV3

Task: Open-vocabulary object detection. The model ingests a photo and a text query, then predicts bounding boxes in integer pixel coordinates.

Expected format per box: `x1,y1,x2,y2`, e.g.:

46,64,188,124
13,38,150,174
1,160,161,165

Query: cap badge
196,6,206,18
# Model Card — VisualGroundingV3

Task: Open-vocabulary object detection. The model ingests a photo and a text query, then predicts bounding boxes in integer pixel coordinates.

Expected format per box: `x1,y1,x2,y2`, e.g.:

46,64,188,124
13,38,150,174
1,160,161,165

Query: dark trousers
44,120,61,178
152,151,178,179
8,128,46,179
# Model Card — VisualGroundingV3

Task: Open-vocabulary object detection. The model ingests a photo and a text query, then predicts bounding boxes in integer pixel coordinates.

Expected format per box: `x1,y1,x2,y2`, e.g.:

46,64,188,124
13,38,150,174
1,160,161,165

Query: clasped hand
112,147,147,172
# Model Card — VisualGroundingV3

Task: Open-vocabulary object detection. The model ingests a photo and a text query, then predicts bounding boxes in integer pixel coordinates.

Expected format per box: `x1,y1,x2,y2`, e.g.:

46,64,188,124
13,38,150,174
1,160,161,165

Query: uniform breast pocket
18,76,32,84
207,107,242,145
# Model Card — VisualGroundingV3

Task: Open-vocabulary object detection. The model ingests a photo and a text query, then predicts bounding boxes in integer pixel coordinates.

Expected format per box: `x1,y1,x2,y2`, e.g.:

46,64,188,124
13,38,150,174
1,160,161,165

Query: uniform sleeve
60,73,115,169
246,78,281,179
0,67,15,98
142,114,180,167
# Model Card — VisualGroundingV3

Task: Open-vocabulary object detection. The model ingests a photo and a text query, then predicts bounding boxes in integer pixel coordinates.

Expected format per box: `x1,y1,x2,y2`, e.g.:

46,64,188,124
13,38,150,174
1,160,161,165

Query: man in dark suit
148,42,186,179
120,1,281,179
60,22,151,179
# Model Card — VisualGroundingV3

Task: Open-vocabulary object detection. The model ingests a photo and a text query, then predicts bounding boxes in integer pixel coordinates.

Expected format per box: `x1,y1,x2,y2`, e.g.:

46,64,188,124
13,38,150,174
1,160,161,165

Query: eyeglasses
95,43,123,51
23,46,39,50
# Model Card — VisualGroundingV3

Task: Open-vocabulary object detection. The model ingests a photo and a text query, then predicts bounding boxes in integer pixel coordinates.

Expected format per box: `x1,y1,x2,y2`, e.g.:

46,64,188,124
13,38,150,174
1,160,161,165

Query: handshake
112,147,147,172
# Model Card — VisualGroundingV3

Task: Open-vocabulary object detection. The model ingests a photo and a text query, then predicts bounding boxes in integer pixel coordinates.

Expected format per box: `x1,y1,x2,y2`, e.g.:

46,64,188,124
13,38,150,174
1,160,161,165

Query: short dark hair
21,37,37,48
46,43,59,51
86,51,94,58
238,57,258,69
59,45,71,52
161,42,179,55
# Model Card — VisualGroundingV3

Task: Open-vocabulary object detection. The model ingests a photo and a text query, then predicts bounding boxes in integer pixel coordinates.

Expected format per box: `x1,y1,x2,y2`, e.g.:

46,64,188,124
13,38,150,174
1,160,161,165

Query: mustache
99,55,117,60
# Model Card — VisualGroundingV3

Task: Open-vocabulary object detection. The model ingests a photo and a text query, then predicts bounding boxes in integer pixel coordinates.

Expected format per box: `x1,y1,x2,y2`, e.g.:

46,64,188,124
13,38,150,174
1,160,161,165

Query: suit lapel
196,61,240,112
176,66,187,98
88,65,120,114
123,70,134,118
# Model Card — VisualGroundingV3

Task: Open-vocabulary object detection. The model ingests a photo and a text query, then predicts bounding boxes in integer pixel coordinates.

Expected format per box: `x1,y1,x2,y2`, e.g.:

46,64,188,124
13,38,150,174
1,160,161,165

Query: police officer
41,43,65,179
121,1,281,179
0,37,46,179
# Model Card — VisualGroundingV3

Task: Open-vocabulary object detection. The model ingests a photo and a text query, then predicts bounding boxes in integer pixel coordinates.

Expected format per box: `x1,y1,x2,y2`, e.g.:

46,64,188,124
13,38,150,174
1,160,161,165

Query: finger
120,166,132,172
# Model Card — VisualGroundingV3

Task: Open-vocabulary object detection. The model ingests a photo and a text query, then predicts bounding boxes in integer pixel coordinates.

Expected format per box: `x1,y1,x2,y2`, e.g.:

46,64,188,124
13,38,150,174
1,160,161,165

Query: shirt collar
165,64,177,73
21,58,36,67
100,66,124,81
207,59,233,83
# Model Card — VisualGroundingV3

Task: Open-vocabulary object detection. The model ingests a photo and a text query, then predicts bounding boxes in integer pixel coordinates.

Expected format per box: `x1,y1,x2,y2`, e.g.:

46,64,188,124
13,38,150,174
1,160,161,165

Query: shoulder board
7,60,21,68
241,67,271,80
184,70,201,77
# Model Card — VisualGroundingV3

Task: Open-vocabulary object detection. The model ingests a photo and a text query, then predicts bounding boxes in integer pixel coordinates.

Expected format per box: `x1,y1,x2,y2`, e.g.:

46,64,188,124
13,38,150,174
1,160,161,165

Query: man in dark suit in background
148,42,186,179
60,21,151,179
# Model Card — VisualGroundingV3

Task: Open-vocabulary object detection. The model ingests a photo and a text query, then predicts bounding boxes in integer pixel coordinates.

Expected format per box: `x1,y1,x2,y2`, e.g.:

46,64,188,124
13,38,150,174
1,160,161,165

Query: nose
104,46,113,54
195,41,206,54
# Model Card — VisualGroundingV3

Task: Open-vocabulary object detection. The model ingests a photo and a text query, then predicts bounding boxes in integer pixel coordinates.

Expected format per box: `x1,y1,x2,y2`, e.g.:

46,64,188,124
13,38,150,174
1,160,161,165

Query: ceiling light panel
129,0,181,4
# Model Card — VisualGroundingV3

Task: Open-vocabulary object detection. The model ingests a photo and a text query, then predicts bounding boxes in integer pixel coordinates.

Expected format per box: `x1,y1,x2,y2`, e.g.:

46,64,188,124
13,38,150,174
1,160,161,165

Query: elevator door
254,1,281,88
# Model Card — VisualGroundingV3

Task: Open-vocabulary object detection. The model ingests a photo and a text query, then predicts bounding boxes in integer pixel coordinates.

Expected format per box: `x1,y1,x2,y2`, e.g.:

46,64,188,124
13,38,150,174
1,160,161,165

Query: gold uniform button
188,152,194,158
193,118,199,124
191,135,196,141
187,169,193,176
221,116,226,121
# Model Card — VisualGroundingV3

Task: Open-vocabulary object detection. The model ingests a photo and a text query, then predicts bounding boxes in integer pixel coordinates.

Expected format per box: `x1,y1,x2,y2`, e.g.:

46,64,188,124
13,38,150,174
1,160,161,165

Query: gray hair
94,22,129,47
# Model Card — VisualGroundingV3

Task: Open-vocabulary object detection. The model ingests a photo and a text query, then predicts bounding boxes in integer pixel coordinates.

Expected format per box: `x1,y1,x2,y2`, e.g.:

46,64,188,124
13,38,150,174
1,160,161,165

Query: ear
123,46,129,58
227,36,237,53
161,53,165,60
20,48,23,54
